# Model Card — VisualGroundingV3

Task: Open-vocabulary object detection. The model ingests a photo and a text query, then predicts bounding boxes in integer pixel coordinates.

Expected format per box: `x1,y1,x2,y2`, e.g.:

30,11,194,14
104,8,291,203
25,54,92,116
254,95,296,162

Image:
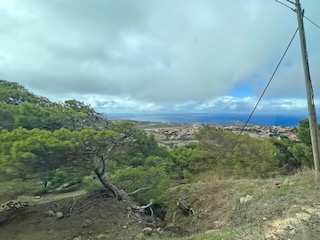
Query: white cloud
0,0,320,113
52,93,315,115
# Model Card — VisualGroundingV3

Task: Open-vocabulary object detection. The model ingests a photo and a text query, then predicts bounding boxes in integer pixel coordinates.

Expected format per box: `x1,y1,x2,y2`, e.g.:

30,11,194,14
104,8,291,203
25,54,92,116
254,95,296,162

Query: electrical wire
215,27,299,161
275,0,295,11
304,16,320,30
275,0,320,30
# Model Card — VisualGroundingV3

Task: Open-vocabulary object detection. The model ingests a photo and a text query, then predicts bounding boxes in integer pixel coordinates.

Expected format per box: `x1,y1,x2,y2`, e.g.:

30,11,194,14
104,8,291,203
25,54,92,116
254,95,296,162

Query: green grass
0,178,43,203
0,178,87,207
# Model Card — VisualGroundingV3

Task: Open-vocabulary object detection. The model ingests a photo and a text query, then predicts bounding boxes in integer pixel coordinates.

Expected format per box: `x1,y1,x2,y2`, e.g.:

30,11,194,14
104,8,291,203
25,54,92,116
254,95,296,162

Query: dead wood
177,198,194,216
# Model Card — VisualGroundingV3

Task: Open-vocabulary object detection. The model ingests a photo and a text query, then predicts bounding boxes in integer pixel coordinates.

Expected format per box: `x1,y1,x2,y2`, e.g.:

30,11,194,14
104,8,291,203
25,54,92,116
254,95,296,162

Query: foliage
222,134,278,178
0,80,53,106
3,80,317,204
46,166,85,190
272,138,301,173
82,176,105,193
0,80,110,131
273,119,316,170
110,157,172,203
195,126,278,178
296,119,311,146
0,127,121,186
169,144,210,180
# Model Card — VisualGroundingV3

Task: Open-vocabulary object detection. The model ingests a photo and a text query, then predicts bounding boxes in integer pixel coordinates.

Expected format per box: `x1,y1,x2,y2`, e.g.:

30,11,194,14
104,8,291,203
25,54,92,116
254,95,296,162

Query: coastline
107,113,308,127
110,118,298,148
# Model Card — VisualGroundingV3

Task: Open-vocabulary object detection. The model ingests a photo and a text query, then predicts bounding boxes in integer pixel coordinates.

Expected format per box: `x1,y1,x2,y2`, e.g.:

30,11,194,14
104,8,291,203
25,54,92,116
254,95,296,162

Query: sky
1,0,320,115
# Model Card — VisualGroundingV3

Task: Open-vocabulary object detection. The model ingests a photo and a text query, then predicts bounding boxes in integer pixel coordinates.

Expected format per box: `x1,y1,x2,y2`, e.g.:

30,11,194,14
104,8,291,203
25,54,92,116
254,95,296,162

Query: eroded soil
0,194,145,240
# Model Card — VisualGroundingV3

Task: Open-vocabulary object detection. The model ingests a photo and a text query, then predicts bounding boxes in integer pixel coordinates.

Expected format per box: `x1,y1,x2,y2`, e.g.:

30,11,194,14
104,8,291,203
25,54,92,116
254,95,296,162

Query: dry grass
158,169,320,239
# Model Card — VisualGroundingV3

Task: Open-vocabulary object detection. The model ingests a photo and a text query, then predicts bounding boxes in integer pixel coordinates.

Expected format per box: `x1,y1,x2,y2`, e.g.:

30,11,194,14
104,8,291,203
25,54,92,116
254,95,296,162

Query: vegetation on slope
0,80,319,239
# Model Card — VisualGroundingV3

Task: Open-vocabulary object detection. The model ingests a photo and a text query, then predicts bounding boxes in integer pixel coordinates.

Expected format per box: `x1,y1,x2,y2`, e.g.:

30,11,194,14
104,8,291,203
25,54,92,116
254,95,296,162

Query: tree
0,124,138,200
272,138,301,173
195,125,278,178
0,80,53,106
297,119,312,146
285,119,317,169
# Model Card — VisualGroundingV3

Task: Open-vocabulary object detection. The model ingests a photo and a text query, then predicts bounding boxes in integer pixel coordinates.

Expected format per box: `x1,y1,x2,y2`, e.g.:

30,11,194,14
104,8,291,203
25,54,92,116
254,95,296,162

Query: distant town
131,121,299,147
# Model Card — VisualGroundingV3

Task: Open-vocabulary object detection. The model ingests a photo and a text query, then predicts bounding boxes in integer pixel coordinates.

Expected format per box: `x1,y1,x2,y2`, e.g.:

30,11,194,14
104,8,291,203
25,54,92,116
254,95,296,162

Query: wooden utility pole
295,0,320,175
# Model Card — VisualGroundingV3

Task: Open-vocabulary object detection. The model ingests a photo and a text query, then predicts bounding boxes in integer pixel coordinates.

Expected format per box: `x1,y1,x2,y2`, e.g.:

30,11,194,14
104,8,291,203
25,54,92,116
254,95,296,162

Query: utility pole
295,0,320,176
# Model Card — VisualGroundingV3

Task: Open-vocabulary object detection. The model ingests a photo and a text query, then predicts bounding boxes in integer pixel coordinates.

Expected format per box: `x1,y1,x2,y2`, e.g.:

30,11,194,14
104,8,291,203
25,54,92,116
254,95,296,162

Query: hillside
159,170,320,240
1,81,319,240
1,171,320,240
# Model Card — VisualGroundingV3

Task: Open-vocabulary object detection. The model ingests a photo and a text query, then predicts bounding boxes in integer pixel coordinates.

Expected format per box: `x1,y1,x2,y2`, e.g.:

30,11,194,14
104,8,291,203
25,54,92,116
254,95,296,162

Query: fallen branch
69,197,76,213
128,187,151,196
149,206,154,218
133,199,154,212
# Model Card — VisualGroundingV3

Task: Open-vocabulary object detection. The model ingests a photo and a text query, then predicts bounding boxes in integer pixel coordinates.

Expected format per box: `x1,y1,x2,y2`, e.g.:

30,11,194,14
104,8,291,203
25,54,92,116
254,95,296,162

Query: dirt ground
2,171,320,240
0,193,148,240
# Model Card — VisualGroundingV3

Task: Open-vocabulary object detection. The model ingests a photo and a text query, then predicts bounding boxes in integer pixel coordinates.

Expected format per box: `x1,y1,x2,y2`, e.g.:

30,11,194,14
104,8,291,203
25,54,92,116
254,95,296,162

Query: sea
107,113,311,127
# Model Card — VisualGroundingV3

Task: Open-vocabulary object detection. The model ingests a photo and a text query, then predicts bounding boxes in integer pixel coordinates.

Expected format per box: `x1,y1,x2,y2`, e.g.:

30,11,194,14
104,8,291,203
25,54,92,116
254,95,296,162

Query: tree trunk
93,169,128,200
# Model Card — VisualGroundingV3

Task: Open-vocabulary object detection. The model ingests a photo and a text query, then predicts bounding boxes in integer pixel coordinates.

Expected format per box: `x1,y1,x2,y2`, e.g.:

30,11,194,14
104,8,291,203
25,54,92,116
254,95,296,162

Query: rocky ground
0,192,156,240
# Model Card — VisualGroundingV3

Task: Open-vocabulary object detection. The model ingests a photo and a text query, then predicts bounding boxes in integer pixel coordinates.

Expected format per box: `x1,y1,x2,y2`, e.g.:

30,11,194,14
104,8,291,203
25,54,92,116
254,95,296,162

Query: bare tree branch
133,199,154,212
128,187,151,196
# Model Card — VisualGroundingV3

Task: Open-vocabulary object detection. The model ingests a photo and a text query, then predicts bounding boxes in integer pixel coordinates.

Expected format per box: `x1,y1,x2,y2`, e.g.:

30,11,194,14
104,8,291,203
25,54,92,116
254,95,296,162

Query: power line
275,0,295,11
275,0,320,31
237,28,298,137
215,27,299,161
285,0,297,6
304,16,320,30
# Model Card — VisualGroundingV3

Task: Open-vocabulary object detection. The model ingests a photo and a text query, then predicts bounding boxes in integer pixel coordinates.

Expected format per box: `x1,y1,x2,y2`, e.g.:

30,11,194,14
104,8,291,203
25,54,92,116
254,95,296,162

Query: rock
289,229,296,235
240,194,253,204
262,217,267,221
82,219,92,228
85,219,92,224
123,225,127,229
142,227,153,236
96,234,108,240
45,210,55,217
205,229,217,234
55,211,64,219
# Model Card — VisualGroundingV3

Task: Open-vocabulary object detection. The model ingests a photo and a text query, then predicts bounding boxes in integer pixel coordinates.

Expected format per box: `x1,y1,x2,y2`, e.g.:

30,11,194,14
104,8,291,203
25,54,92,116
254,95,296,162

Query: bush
44,166,83,190
82,175,104,193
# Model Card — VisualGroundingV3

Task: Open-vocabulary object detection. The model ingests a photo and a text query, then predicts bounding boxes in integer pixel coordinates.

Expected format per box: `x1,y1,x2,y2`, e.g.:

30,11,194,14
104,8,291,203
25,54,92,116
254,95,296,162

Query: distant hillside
0,80,110,131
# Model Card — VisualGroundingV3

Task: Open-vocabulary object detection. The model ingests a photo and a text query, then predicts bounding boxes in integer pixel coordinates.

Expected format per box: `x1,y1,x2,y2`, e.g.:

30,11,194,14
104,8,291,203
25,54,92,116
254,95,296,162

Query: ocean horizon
107,113,312,127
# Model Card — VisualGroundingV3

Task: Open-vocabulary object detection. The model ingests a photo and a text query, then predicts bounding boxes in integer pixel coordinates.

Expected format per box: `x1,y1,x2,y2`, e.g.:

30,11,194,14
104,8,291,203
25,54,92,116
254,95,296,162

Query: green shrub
82,175,104,193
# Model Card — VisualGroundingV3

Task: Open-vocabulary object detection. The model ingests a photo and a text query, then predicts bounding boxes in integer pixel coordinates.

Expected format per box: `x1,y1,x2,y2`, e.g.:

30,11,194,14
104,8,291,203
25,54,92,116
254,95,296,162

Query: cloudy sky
1,0,320,115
